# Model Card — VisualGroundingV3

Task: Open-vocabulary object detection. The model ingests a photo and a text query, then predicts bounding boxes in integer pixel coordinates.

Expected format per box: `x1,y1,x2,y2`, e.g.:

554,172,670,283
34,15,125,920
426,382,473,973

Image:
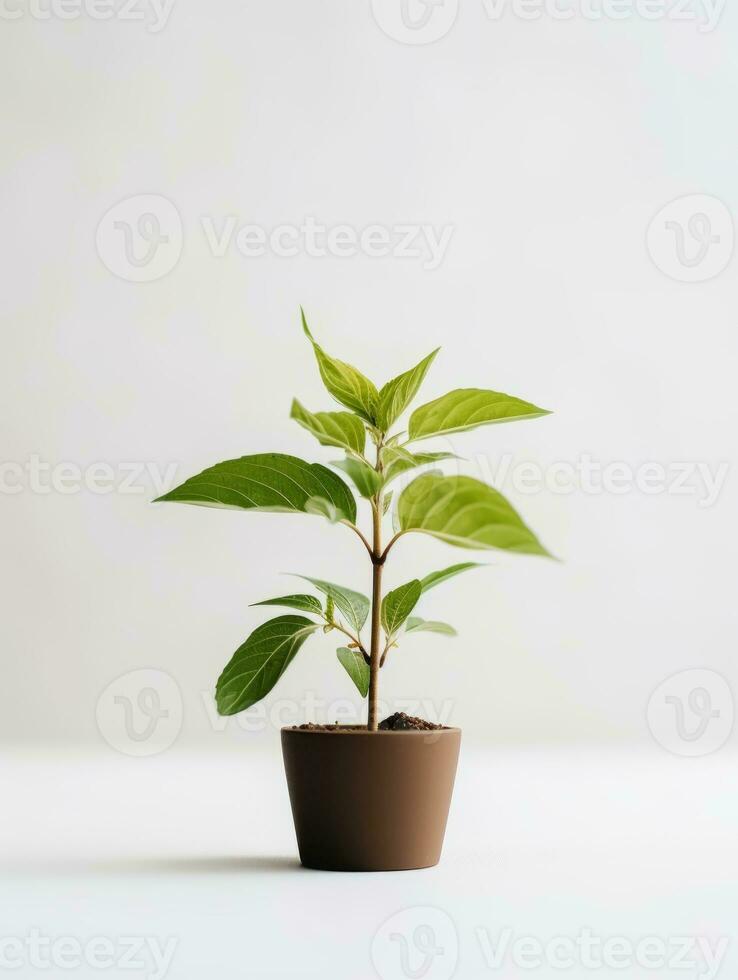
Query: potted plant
156,310,553,871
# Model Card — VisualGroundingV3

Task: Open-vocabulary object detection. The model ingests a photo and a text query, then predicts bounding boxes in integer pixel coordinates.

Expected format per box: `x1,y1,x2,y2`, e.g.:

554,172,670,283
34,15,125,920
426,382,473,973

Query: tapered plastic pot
281,726,461,871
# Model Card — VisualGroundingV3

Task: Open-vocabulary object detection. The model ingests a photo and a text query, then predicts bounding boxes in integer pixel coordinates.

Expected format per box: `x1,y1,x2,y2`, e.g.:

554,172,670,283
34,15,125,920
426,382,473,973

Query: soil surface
378,712,445,731
292,713,445,732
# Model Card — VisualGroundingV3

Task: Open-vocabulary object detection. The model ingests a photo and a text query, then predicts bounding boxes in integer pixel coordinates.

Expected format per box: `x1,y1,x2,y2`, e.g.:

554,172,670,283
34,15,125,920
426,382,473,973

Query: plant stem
328,620,368,658
367,433,386,732
367,498,383,731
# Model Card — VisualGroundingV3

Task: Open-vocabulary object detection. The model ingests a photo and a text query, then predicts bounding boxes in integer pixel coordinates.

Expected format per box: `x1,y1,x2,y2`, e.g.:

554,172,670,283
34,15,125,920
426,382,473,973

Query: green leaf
382,446,457,484
420,562,482,594
398,473,552,556
155,452,357,525
251,594,323,616
304,496,345,523
290,399,366,456
301,309,378,423
406,617,457,636
408,388,550,442
293,575,370,633
376,349,439,431
216,616,318,715
337,647,369,697
330,458,382,499
381,579,422,636
382,491,394,516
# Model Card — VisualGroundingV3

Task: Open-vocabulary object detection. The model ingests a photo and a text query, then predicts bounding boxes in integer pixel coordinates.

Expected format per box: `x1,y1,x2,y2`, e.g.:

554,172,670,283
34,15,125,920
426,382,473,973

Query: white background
2,0,737,748
1,2,737,978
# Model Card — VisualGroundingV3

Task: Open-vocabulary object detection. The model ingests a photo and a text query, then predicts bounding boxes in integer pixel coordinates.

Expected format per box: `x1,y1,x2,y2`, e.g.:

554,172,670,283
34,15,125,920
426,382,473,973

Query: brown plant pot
281,725,461,872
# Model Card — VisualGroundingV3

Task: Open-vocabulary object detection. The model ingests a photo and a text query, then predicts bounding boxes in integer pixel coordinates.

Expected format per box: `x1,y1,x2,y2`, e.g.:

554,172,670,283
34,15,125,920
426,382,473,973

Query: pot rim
281,724,461,736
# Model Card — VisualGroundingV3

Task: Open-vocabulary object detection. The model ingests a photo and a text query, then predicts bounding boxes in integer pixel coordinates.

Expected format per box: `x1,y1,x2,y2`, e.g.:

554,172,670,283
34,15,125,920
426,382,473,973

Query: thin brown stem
367,437,385,731
379,529,407,564
328,620,367,657
342,521,373,558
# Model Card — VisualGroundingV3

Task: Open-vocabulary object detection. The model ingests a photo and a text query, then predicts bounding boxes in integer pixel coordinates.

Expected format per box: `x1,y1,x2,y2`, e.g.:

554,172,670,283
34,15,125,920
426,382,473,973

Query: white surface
2,745,736,979
2,1,738,747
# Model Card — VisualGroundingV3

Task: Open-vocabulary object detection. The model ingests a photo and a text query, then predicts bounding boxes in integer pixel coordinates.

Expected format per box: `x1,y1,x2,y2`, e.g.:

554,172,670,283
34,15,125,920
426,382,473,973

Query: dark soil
379,712,445,731
292,713,445,732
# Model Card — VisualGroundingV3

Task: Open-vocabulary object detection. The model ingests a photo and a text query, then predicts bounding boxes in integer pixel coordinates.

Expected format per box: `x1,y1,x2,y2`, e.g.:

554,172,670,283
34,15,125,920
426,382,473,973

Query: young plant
156,311,553,730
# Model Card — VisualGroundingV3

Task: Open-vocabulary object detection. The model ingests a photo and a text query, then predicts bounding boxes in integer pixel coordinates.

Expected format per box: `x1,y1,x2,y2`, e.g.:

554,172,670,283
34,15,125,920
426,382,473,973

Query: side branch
379,530,407,564
342,521,373,558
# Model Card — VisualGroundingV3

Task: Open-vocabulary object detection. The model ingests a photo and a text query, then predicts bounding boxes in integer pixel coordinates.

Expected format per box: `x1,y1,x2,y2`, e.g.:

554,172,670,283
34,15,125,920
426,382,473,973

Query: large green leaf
337,647,369,697
216,616,318,715
294,575,370,633
405,617,457,636
381,579,422,636
408,388,550,442
251,594,323,616
301,309,378,423
375,349,439,431
419,562,482,594
398,474,551,556
155,453,357,524
290,399,366,456
381,446,457,484
330,458,382,499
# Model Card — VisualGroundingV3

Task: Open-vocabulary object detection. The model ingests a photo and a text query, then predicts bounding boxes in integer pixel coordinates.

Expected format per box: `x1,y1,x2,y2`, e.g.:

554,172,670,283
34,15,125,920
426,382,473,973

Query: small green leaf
293,575,370,633
290,399,366,456
419,562,482,594
155,452,357,525
408,388,550,442
337,647,369,697
376,349,439,431
251,594,323,615
398,473,552,556
301,309,378,423
216,616,318,715
381,579,422,636
382,491,394,516
330,458,382,499
405,617,457,636
382,446,458,484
